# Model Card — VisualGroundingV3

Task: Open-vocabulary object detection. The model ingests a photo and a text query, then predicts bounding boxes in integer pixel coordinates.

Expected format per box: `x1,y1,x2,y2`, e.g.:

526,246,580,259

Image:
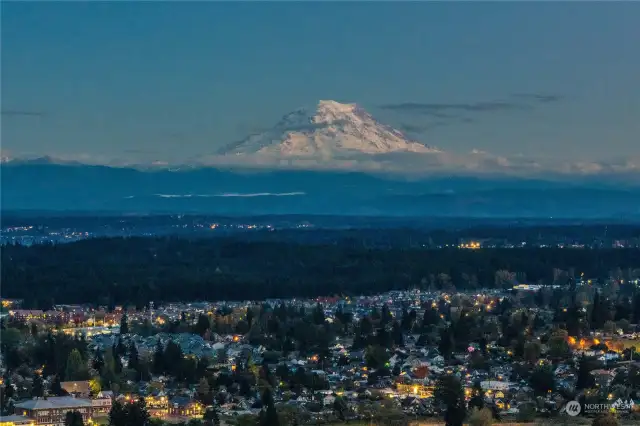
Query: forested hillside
2,237,640,308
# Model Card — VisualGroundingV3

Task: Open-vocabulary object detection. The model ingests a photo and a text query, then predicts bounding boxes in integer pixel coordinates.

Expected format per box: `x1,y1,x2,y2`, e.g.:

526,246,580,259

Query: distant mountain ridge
2,99,639,217
218,100,439,157
2,162,640,218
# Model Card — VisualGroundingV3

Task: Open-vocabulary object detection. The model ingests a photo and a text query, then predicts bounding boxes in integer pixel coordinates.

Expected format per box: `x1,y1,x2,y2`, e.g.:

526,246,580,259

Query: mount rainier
217,100,439,158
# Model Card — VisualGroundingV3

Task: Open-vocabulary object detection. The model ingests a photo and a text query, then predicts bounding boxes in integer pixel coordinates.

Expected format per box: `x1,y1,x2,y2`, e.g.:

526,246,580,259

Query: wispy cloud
511,93,563,103
124,149,160,155
398,122,447,134
1,109,46,118
380,92,563,115
149,192,305,198
8,150,640,180
214,192,305,197
184,150,640,181
379,101,530,114
378,92,563,133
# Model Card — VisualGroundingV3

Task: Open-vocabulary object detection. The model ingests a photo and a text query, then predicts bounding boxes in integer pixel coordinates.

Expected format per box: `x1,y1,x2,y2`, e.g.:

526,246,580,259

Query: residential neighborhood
2,272,640,426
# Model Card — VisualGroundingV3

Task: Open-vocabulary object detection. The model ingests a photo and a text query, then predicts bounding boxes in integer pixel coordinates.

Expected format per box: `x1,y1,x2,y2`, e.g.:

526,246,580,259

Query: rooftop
14,397,92,410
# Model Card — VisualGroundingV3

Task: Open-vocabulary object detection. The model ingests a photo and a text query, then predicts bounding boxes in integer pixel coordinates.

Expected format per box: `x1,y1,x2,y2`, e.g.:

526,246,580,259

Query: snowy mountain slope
218,100,439,157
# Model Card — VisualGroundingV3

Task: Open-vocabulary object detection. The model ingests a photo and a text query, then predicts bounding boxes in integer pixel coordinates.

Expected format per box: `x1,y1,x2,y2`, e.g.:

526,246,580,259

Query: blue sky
2,2,639,165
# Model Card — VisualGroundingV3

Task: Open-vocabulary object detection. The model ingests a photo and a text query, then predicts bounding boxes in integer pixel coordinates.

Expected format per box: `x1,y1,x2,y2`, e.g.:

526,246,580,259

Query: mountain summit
218,100,439,158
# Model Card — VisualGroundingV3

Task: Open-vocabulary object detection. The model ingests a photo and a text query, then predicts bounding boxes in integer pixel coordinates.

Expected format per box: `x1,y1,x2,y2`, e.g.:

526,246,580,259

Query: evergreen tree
203,406,221,426
261,360,275,388
632,293,640,324
566,304,582,337
312,303,325,325
50,375,64,396
435,374,466,426
294,366,307,390
194,314,210,337
365,345,390,369
591,291,605,330
108,400,127,426
376,327,392,348
111,344,123,374
76,334,88,360
529,365,556,396
32,374,44,398
478,336,488,356
416,334,428,347
128,343,139,372
64,411,84,426
422,304,440,329
359,316,373,336
92,348,105,372
152,341,164,375
468,380,485,410
65,349,87,381
400,308,412,331
246,307,254,329
452,310,475,350
439,326,454,359
163,340,183,378
4,378,14,400
127,398,150,426
120,313,129,335
196,356,210,378
333,397,349,421
101,348,118,387
115,338,127,357
259,387,279,426
576,356,595,390
197,378,211,404
380,304,392,327
370,307,381,321
392,321,404,347
275,303,288,323
108,399,150,426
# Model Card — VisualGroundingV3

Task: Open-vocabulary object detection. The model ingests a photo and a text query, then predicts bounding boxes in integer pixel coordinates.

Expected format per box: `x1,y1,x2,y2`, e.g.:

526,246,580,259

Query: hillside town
2,271,640,426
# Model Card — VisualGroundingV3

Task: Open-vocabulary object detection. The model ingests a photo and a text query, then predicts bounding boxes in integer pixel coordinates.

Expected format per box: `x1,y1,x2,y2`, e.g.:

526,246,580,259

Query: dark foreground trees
435,374,467,426
64,411,84,426
108,399,150,426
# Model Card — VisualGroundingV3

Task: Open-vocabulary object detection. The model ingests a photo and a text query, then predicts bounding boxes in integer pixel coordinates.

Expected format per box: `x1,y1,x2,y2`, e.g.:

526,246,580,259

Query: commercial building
13,397,93,426
0,415,33,426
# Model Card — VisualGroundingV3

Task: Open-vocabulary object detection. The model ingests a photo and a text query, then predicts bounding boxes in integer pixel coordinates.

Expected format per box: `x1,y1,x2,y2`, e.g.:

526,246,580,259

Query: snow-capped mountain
218,100,439,157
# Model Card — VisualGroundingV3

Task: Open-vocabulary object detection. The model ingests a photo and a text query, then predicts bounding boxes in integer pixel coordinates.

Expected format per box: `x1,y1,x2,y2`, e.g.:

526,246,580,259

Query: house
61,381,91,398
168,397,205,418
91,391,113,414
8,310,44,322
322,394,336,406
430,355,445,365
591,369,615,387
145,393,168,417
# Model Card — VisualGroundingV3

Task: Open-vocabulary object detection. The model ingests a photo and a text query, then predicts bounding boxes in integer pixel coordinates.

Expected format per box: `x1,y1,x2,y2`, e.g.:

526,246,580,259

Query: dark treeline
3,213,640,243
218,225,640,247
2,237,640,308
